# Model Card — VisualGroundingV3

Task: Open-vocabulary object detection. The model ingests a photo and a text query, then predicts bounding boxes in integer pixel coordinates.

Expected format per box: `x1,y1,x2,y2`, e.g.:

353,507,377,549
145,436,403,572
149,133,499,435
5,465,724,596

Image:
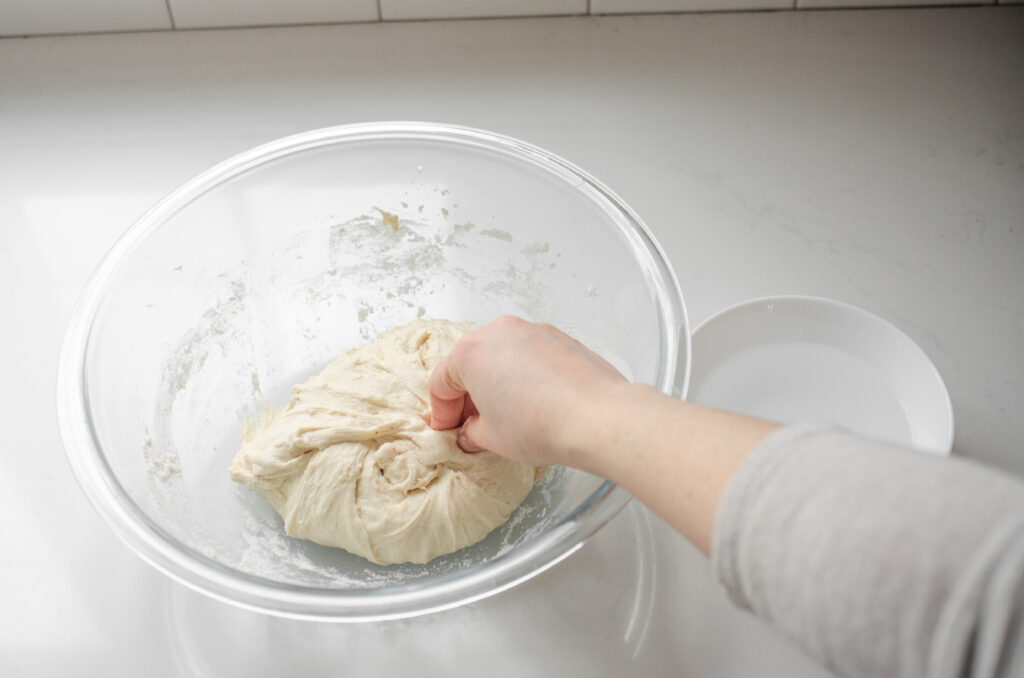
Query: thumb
428,354,468,431
458,415,486,453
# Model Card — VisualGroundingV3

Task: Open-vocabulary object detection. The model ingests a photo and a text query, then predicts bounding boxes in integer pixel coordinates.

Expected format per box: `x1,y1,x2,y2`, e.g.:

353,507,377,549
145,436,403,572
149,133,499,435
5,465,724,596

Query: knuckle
494,314,523,329
454,332,479,359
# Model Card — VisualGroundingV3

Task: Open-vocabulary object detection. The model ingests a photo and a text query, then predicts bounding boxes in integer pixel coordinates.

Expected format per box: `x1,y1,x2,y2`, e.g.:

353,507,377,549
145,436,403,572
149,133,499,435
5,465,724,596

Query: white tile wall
0,0,1014,37
169,0,378,29
380,0,586,21
0,0,171,37
592,0,792,12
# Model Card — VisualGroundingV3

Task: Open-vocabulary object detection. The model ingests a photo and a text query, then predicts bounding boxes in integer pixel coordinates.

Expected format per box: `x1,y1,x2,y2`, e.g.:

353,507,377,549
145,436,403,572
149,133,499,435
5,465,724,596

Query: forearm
564,383,778,555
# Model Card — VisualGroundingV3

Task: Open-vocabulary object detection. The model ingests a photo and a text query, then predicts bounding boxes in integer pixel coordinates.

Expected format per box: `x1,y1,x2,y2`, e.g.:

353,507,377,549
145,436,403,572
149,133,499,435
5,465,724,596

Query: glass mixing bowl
57,122,689,621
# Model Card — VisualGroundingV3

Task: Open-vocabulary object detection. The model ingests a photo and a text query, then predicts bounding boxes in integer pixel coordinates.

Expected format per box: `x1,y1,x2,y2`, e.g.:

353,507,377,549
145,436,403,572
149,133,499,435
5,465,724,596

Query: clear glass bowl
57,122,689,621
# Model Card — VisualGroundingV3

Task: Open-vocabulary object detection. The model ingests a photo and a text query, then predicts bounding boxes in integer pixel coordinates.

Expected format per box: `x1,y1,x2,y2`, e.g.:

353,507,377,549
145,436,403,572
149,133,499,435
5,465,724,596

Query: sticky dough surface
230,319,536,565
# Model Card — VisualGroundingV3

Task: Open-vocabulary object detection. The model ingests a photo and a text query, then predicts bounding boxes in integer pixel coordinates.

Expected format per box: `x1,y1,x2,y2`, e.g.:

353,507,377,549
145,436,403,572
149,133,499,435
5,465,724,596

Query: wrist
559,381,661,477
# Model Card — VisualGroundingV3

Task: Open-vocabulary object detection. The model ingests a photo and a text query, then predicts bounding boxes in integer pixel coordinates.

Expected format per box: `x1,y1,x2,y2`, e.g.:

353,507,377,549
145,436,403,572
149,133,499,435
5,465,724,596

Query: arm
716,426,1024,678
429,316,1024,678
428,315,778,554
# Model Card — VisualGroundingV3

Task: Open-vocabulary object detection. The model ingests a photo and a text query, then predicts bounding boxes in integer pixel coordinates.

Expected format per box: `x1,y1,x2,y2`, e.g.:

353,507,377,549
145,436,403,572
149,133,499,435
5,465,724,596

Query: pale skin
428,315,779,556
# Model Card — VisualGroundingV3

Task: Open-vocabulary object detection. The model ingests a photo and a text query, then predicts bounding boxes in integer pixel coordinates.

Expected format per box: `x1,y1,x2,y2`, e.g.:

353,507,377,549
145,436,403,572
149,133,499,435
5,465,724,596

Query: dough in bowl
229,319,537,565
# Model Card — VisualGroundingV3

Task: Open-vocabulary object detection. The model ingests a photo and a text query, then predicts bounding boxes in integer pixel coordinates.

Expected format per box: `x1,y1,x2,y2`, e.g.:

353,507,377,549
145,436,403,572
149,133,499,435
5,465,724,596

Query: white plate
689,296,954,455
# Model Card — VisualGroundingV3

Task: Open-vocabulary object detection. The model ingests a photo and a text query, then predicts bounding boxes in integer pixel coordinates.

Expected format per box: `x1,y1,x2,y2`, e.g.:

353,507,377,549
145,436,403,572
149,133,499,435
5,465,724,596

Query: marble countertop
2,6,1021,676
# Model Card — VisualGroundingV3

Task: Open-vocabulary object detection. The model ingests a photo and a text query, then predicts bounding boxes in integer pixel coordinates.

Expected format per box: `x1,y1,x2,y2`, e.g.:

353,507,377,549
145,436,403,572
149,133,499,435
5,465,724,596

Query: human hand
428,315,627,468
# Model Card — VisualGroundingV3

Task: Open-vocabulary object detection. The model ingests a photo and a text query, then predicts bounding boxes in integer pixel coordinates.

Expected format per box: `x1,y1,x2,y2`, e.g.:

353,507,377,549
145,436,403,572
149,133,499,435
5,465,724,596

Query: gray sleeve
711,425,1024,678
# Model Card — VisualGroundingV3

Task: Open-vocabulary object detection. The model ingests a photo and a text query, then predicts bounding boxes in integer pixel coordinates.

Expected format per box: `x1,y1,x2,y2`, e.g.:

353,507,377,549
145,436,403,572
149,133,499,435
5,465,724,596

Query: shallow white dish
689,296,954,455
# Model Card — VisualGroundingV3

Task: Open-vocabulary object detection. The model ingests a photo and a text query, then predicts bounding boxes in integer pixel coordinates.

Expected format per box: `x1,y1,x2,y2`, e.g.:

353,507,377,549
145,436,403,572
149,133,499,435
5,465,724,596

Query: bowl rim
56,121,689,621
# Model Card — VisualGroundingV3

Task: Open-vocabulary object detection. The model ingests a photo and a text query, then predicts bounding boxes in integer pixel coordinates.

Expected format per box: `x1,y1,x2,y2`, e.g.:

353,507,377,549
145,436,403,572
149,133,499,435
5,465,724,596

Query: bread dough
229,319,536,565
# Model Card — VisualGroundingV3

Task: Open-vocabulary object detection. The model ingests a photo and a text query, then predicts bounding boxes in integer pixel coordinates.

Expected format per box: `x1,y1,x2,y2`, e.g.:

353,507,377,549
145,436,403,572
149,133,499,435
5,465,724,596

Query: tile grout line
0,4,1009,40
377,0,383,22
164,0,177,30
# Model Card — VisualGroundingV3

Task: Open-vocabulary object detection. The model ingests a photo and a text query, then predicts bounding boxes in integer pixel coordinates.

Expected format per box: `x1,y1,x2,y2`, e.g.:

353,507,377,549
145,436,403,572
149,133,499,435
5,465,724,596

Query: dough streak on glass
229,319,536,565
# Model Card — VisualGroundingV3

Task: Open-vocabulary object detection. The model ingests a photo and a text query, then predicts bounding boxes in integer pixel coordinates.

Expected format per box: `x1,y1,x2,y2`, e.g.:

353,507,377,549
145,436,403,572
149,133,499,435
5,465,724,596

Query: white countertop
2,7,1022,676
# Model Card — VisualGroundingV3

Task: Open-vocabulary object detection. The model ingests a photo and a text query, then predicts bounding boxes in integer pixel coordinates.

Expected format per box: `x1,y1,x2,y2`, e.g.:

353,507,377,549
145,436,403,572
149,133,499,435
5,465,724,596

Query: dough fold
230,319,536,565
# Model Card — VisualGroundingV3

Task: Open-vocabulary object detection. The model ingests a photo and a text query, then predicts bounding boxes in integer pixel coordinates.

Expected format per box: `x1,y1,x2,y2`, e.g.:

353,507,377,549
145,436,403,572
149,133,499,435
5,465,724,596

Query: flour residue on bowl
145,437,181,481
321,208,558,344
